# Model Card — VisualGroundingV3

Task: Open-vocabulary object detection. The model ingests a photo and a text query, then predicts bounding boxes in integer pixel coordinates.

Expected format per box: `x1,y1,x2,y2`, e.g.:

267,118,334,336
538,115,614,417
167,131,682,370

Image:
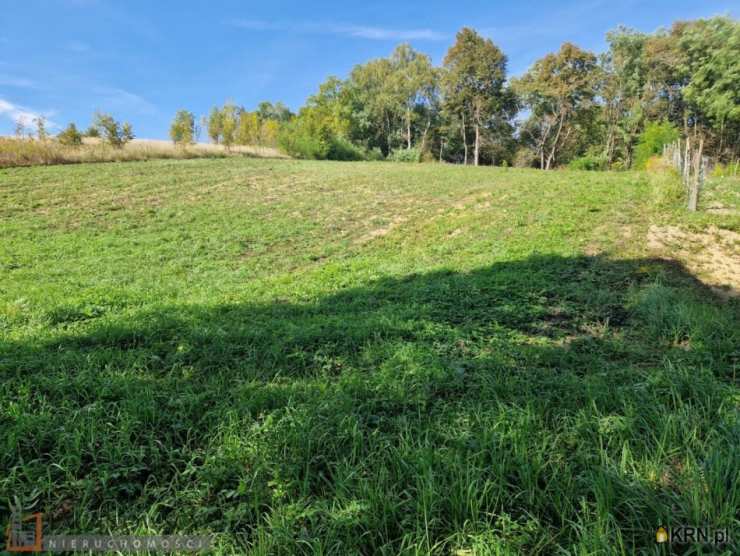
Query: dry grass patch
647,224,740,297
0,136,285,168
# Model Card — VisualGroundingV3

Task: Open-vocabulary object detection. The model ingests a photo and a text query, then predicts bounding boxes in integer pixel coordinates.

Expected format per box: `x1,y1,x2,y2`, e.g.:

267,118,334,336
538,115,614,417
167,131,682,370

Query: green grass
1,158,738,554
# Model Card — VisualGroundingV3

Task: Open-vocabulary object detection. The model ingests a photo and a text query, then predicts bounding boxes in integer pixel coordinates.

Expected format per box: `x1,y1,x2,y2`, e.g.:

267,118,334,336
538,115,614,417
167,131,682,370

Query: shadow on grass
1,255,738,553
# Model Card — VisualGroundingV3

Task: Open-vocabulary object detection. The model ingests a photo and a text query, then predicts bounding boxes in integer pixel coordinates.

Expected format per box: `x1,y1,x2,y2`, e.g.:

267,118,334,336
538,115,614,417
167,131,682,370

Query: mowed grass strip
1,158,738,554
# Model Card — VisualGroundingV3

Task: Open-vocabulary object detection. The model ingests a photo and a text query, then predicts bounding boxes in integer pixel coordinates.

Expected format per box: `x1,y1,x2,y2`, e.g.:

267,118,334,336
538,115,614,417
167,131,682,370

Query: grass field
1,158,738,554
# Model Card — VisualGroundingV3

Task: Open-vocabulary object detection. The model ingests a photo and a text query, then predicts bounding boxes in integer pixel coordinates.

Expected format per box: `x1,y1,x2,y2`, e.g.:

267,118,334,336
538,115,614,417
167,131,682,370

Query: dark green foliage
443,28,511,166
272,17,738,167
326,136,367,161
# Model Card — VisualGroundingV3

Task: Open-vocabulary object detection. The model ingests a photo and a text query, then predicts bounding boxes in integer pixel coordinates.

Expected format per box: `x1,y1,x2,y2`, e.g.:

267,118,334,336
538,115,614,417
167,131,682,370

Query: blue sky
0,0,736,139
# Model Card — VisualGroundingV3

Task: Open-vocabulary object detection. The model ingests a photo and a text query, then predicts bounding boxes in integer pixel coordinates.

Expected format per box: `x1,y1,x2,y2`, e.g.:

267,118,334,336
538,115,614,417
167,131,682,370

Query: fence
662,137,708,211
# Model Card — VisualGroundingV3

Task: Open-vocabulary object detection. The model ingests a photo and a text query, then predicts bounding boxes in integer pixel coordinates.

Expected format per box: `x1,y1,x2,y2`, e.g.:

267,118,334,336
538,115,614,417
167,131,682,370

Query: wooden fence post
683,137,691,185
687,137,704,212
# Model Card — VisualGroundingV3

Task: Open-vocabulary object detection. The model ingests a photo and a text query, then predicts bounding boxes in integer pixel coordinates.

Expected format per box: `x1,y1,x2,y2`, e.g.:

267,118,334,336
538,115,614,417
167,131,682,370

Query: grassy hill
1,158,738,554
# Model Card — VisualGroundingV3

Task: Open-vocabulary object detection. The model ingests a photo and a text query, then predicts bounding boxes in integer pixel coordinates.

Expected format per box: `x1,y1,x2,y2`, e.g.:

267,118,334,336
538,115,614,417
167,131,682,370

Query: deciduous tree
514,43,600,169
169,110,196,145
443,28,508,166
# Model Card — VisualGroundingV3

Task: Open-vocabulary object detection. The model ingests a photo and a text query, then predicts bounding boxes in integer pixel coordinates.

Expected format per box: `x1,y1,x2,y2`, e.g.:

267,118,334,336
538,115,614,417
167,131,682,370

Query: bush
634,121,679,169
56,123,83,147
364,147,385,161
513,147,537,168
567,148,607,171
388,147,421,163
278,119,370,161
327,136,366,161
278,123,330,160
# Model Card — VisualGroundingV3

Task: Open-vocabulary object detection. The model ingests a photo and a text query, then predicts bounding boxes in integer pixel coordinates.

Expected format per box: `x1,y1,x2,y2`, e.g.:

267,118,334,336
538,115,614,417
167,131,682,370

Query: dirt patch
647,224,740,298
705,203,738,215
354,215,408,245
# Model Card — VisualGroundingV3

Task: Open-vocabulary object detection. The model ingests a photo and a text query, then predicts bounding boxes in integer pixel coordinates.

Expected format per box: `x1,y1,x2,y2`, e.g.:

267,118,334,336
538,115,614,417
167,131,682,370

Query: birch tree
514,43,599,169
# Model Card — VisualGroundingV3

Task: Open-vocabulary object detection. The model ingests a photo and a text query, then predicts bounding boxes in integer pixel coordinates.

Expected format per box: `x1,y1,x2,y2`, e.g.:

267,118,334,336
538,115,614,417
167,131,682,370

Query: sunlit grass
1,158,737,554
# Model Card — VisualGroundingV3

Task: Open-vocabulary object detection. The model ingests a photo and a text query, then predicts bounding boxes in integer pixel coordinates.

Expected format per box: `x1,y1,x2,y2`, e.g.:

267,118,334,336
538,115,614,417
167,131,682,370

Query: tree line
17,112,135,148
166,17,735,169
169,102,292,150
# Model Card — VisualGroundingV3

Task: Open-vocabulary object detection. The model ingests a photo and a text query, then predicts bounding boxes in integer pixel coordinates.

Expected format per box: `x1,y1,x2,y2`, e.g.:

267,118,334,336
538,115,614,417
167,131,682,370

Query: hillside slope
1,159,738,554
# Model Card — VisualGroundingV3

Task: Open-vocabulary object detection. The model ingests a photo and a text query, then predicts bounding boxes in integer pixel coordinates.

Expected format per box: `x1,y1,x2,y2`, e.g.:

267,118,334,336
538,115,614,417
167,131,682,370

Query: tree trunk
473,104,480,166
461,112,468,165
474,123,480,167
406,108,412,150
545,111,566,170
605,127,615,164
537,117,554,170
419,118,431,155
385,112,392,155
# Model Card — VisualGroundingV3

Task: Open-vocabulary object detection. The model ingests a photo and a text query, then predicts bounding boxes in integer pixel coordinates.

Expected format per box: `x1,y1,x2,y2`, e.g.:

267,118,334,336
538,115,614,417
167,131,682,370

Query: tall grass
0,137,285,168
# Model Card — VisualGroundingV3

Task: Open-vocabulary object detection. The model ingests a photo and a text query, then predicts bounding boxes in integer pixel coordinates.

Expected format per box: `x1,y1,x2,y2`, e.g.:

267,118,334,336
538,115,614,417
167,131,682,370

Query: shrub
277,117,369,161
567,148,607,171
56,123,83,147
327,136,366,161
93,112,134,148
634,121,679,169
388,147,421,163
364,148,385,161
278,122,330,159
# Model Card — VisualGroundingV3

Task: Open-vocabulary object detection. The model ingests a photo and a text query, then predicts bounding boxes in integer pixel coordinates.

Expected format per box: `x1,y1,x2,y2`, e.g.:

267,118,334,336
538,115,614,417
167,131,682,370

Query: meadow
1,158,738,554
0,137,283,168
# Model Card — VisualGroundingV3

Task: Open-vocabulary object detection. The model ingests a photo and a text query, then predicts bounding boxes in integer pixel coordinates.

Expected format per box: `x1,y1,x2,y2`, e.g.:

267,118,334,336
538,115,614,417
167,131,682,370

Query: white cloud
333,25,445,41
93,86,156,114
0,98,57,129
227,19,446,41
